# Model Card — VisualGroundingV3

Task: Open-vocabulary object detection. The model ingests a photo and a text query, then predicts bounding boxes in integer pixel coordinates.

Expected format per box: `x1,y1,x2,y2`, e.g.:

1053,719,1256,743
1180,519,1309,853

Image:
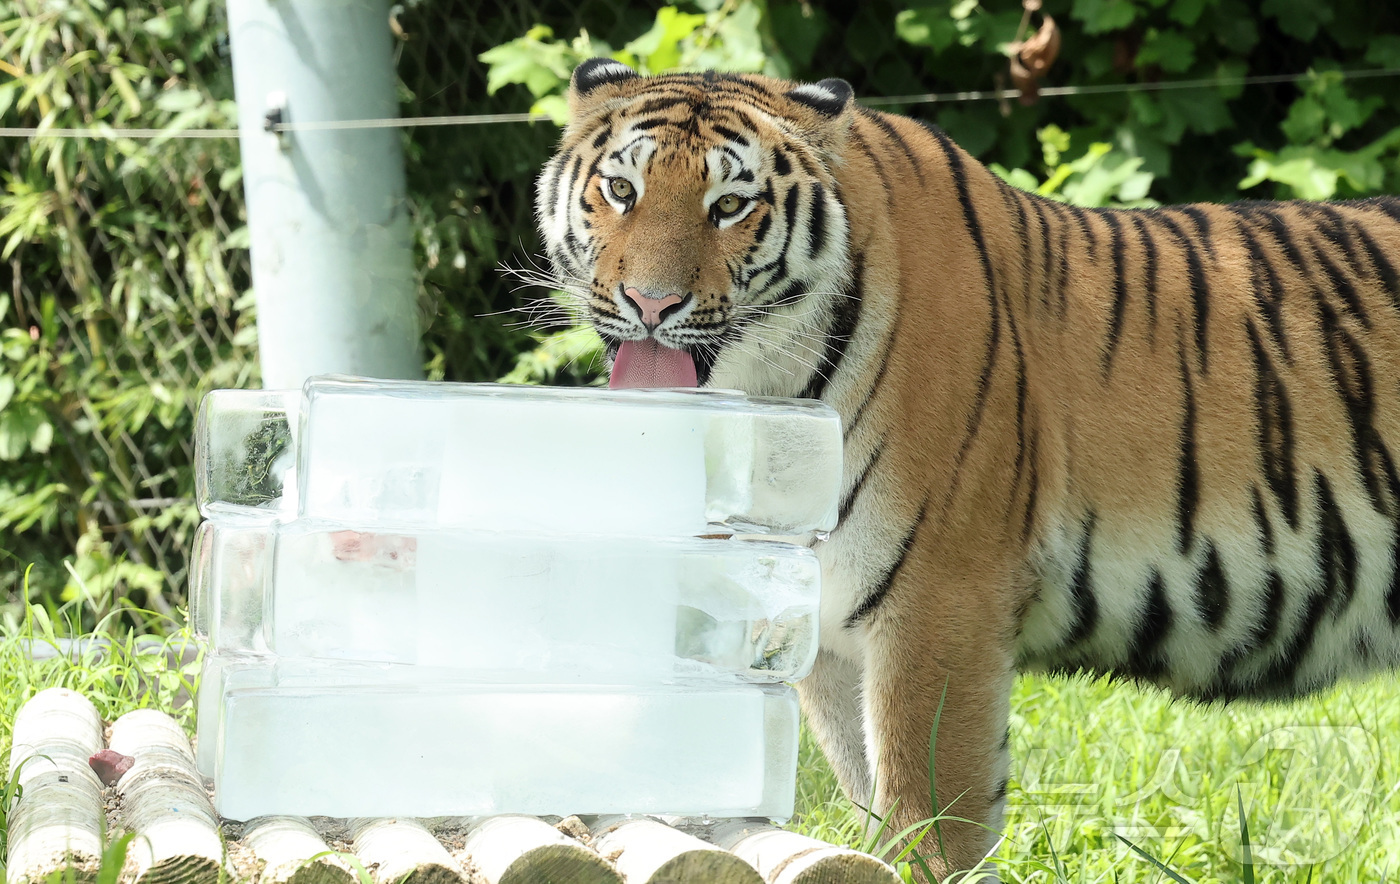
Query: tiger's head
535,59,855,394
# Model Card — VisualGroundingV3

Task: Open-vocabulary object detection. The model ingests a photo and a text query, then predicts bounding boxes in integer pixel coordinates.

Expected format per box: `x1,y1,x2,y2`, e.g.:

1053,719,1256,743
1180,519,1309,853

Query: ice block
195,377,842,536
210,662,799,821
189,520,820,682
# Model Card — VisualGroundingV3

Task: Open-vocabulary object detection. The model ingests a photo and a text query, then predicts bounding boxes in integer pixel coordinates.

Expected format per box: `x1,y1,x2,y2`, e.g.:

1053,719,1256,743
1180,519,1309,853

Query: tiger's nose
623,286,685,331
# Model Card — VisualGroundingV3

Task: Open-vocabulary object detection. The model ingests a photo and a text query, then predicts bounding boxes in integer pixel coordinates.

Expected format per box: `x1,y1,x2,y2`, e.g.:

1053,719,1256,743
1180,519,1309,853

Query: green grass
4,601,1398,882
0,602,199,778
788,673,1400,882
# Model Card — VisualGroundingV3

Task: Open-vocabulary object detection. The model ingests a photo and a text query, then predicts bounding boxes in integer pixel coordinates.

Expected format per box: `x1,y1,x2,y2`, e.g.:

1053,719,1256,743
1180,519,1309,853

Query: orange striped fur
536,60,1400,879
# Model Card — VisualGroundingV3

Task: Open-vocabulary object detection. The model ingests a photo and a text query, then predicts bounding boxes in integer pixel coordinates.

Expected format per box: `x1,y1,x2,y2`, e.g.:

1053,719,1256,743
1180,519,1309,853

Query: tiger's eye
609,178,634,200
716,194,743,215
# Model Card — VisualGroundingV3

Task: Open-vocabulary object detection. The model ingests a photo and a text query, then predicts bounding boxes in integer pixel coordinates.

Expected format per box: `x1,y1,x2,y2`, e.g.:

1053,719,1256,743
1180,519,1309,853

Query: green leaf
990,164,1041,192
706,3,767,73
218,166,243,191
1240,151,1341,199
529,94,570,126
153,88,202,113
949,0,979,21
29,419,52,455
1135,29,1195,73
769,2,829,68
1260,0,1333,41
0,376,14,412
1039,124,1072,167
1281,95,1328,144
498,325,605,385
1364,35,1400,68
626,7,708,74
1211,7,1259,52
1168,0,1209,26
895,6,958,51
142,14,174,39
1072,0,1140,34
0,404,50,461
109,67,141,116
1154,84,1232,141
478,30,571,98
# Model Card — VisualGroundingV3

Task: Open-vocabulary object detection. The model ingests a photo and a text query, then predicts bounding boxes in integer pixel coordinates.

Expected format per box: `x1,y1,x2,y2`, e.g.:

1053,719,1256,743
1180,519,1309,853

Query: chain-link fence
3,0,1399,621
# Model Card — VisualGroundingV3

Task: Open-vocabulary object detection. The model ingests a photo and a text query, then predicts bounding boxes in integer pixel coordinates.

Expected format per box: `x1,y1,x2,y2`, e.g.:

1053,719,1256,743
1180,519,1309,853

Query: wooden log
108,709,225,884
350,818,466,884
708,822,900,884
592,817,760,884
462,815,620,884
4,688,105,884
242,816,356,884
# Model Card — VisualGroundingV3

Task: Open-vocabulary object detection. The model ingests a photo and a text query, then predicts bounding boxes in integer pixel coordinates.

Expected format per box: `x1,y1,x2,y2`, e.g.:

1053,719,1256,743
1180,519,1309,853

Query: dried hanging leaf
1008,13,1060,105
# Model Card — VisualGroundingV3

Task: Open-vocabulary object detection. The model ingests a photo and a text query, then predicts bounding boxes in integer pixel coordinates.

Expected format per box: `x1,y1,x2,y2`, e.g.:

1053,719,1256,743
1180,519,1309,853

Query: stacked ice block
191,376,841,822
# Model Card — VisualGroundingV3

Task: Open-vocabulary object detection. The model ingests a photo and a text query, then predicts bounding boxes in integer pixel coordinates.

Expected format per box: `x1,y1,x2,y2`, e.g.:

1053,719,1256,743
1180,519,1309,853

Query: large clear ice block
195,377,842,535
211,661,798,821
191,521,820,682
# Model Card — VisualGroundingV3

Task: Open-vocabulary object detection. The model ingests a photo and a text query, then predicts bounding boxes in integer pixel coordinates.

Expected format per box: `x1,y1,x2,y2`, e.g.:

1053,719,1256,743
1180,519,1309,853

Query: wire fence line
6,67,1398,140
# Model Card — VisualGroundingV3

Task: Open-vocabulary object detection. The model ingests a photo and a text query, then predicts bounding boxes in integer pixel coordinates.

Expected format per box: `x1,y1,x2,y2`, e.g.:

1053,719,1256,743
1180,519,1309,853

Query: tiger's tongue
609,339,698,389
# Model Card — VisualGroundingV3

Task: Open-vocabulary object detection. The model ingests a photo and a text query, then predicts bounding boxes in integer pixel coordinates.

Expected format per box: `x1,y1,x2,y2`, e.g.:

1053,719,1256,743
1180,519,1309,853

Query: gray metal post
227,0,422,389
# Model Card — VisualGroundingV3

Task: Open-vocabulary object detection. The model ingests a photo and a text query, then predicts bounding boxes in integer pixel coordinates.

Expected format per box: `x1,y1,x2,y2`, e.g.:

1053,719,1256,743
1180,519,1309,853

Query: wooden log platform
2,690,899,884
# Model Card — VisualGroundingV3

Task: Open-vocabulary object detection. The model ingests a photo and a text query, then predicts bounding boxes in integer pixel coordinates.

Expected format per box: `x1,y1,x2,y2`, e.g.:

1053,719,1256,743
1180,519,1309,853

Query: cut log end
496,844,621,884
649,850,763,884
386,864,467,884
778,850,902,884
135,854,224,884
274,863,358,884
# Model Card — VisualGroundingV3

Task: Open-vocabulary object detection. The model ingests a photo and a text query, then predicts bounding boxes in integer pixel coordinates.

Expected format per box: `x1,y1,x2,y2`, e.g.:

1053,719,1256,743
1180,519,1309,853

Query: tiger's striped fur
535,59,1400,878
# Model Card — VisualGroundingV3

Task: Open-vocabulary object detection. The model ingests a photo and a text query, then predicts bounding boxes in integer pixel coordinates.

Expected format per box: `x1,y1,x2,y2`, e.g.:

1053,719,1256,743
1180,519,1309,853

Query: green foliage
480,0,789,125
0,0,253,623
886,0,1400,203
498,326,607,387
483,0,1400,208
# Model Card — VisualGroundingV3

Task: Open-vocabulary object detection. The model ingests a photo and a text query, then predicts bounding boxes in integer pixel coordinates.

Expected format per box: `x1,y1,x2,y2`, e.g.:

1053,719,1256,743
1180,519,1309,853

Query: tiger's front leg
860,558,1017,881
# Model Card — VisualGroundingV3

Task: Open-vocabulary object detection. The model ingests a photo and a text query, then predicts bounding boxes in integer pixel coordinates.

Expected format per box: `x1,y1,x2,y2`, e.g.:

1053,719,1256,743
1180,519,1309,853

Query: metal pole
226,0,423,388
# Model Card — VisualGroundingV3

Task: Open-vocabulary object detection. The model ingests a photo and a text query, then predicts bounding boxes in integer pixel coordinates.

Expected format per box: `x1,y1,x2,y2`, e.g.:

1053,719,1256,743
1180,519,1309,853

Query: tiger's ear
784,78,854,119
568,58,640,121
783,78,854,157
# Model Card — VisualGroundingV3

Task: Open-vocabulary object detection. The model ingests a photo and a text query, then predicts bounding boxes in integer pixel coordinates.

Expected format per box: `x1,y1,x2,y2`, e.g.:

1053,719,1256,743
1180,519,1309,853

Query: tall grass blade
929,677,949,863
1113,834,1194,884
1236,786,1254,884
96,833,135,884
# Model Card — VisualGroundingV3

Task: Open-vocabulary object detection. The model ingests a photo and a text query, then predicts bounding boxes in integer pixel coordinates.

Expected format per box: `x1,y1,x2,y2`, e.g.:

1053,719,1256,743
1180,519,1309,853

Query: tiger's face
535,60,855,393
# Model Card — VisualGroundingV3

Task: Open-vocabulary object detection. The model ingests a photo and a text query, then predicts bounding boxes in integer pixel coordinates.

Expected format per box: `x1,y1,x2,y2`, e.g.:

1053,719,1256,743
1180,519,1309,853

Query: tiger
533,57,1400,879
